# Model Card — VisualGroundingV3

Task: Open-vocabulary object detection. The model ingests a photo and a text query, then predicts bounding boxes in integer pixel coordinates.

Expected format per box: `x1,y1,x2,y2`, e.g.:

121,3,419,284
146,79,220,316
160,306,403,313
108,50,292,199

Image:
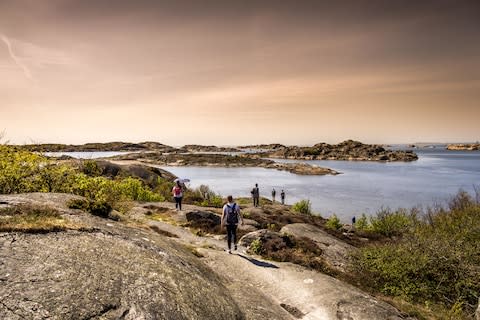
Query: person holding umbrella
172,179,184,211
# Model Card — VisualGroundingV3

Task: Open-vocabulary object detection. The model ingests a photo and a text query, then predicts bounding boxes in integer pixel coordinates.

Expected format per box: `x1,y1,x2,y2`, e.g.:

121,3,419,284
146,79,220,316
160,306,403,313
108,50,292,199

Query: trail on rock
144,203,409,320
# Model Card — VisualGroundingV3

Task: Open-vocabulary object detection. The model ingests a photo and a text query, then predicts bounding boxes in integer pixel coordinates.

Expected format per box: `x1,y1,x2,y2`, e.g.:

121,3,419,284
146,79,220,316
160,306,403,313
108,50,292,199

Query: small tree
292,199,312,215
325,214,342,230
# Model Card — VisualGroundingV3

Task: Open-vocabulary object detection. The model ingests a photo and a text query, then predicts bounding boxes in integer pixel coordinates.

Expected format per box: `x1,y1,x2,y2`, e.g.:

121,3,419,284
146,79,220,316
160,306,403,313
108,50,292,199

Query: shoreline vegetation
0,144,479,319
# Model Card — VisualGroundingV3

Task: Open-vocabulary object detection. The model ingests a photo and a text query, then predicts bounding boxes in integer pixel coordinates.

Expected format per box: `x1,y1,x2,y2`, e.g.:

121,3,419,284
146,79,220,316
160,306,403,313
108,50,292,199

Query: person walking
271,188,276,203
172,180,183,211
221,195,244,254
280,189,285,205
251,183,260,207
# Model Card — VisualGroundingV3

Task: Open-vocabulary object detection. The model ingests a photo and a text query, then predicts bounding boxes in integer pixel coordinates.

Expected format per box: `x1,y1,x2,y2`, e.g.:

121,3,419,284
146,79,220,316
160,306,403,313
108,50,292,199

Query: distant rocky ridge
14,141,179,153
237,143,286,150
182,145,240,152
446,143,480,151
267,140,418,162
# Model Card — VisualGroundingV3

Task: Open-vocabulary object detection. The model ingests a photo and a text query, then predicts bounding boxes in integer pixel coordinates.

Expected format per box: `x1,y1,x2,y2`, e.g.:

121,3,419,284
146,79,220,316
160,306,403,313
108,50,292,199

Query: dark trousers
253,196,259,207
174,196,182,210
226,224,237,249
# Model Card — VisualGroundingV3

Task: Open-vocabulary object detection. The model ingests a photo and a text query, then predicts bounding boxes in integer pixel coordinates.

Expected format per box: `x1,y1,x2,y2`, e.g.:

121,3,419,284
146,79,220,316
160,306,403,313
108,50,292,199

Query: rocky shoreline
110,153,340,176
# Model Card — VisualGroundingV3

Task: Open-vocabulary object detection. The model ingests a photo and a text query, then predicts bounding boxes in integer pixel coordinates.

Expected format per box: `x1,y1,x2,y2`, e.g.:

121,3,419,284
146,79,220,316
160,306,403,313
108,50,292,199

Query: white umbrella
174,178,190,184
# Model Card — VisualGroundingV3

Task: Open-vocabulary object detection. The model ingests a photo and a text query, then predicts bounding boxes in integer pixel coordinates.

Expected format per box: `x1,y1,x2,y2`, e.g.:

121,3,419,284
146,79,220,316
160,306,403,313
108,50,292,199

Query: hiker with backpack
281,189,285,205
172,180,183,211
221,195,244,254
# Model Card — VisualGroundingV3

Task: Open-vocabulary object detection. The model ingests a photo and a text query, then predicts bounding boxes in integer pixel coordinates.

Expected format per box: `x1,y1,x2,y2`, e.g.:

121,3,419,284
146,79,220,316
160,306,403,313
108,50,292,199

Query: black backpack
226,203,238,225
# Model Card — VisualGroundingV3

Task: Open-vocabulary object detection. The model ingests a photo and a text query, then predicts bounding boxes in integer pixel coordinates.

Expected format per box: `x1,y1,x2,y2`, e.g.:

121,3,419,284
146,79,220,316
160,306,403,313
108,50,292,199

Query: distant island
262,140,418,162
446,143,480,151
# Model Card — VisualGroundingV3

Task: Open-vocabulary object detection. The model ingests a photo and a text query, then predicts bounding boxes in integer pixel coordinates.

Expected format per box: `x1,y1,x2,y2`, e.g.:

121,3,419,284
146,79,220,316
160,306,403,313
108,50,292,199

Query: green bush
292,199,312,215
184,184,224,208
352,191,480,317
249,239,263,255
325,214,342,230
81,160,102,176
354,213,369,231
368,208,415,237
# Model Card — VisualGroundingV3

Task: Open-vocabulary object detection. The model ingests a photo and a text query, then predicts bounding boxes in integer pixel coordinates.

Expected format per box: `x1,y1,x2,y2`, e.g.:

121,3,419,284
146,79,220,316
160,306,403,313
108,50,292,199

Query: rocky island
446,143,480,151
265,140,418,161
110,152,340,176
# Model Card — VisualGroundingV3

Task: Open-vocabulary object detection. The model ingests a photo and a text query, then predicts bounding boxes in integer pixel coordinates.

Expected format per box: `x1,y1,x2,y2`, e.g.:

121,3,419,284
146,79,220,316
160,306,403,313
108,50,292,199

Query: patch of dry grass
0,204,84,233
149,225,179,238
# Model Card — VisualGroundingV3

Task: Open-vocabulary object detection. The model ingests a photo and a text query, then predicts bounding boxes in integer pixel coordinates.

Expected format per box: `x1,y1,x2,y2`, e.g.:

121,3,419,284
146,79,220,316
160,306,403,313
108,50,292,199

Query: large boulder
185,210,221,226
0,194,243,320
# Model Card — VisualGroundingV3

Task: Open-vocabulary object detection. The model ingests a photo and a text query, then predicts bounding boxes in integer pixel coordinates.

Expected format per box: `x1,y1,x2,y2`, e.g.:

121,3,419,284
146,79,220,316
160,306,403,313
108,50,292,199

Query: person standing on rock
172,180,183,211
280,189,285,205
251,183,260,207
271,188,276,203
221,195,244,254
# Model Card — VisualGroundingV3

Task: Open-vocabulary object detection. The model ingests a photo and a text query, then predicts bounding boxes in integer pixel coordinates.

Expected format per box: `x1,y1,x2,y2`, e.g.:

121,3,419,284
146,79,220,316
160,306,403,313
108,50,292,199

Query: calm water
158,149,480,221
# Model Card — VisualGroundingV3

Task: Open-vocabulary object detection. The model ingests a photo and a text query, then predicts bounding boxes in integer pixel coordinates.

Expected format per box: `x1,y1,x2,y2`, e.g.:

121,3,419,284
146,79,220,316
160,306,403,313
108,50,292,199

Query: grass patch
0,204,83,233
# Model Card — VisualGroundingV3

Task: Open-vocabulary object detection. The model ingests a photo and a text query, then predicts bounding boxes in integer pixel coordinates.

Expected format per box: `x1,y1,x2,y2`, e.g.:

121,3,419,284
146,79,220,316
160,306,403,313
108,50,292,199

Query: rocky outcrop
0,194,244,320
446,143,480,151
93,160,177,186
280,223,356,272
269,140,418,162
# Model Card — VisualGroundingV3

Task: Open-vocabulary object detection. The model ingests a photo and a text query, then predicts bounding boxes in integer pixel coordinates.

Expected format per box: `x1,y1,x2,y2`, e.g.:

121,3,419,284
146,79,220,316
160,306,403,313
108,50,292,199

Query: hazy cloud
0,33,33,80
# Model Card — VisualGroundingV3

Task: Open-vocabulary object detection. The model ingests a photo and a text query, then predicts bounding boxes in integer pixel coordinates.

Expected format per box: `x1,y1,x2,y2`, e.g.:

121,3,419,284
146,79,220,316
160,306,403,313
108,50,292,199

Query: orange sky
1,0,479,145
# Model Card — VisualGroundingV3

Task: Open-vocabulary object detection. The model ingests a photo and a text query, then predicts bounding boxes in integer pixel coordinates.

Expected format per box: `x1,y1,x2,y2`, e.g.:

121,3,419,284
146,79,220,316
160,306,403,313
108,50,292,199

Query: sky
0,0,479,146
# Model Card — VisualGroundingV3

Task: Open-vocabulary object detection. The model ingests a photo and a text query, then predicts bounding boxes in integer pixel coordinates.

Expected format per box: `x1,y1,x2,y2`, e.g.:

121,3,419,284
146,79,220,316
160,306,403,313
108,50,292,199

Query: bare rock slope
0,194,243,320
